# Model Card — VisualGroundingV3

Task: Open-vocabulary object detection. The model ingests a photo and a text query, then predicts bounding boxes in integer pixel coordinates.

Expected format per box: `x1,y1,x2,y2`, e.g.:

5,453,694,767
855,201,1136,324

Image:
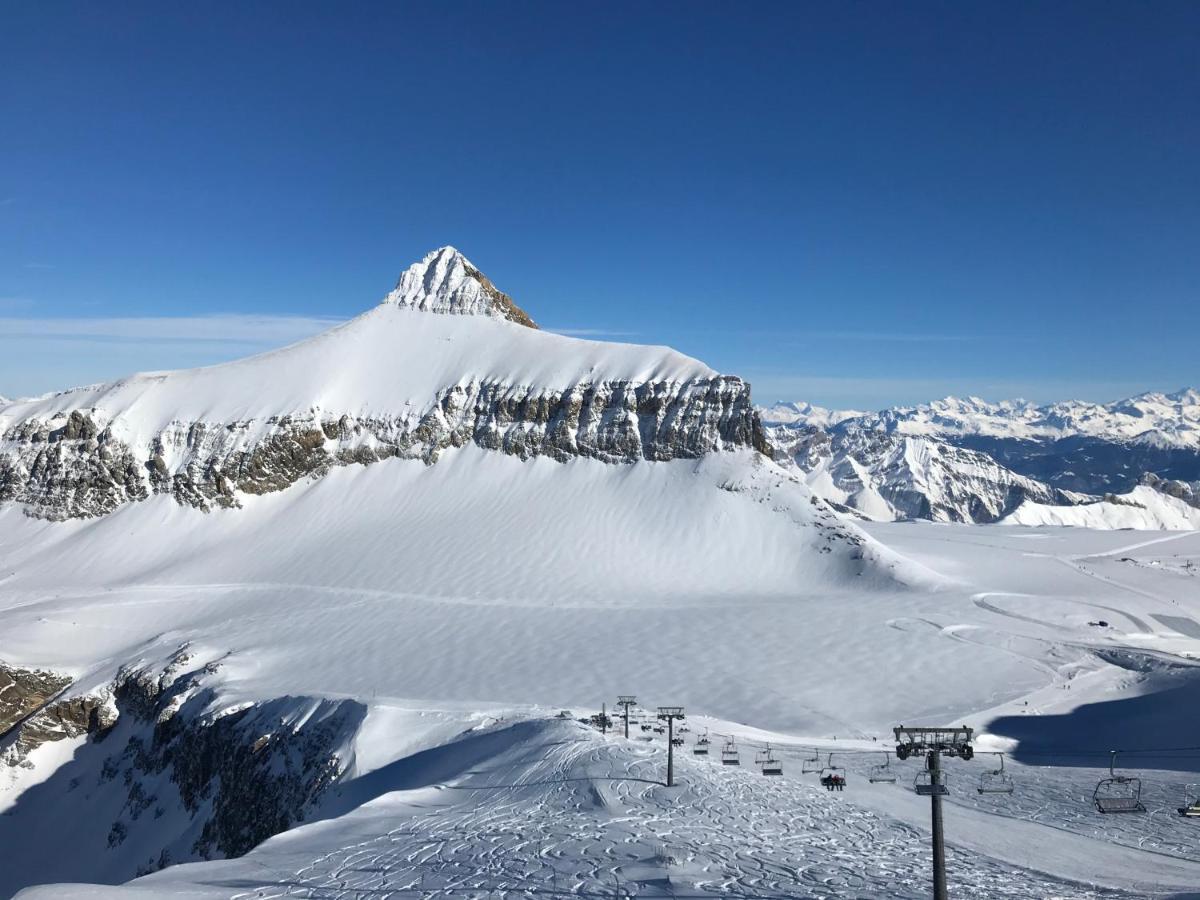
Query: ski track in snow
196,723,1146,900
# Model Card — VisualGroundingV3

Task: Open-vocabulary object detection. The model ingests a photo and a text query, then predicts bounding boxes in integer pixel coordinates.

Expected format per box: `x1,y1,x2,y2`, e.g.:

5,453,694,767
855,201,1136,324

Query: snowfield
4,510,1200,898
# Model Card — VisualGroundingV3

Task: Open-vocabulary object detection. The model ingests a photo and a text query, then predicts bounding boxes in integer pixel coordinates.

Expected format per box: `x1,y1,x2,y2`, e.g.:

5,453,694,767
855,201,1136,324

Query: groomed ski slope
16,717,1200,900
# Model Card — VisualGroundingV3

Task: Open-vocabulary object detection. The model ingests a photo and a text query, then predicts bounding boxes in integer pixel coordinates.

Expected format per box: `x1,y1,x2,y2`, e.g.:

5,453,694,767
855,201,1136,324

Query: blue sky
2,2,1197,408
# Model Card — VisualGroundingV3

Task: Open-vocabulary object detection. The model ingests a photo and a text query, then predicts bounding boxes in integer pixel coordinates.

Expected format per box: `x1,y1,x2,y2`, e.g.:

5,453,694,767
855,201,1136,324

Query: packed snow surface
18,716,1200,900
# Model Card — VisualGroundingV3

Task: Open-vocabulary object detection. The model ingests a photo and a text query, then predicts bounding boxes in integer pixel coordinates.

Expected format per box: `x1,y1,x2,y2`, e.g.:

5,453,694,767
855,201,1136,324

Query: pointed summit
382,247,537,328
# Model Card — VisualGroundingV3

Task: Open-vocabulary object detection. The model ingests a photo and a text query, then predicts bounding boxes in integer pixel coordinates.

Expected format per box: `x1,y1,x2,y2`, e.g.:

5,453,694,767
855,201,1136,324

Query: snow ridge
0,250,773,520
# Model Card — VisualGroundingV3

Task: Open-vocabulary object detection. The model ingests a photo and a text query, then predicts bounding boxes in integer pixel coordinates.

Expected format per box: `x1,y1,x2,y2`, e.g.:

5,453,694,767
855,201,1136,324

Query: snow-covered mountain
762,389,1200,522
4,250,1200,899
0,247,776,521
758,400,864,429
821,390,1200,449
0,247,940,895
763,419,1085,523
1002,472,1200,529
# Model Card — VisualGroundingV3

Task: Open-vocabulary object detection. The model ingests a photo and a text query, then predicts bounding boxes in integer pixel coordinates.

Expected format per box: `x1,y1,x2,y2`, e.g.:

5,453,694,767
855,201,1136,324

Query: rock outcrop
1,376,768,518
0,247,771,521
2,647,364,883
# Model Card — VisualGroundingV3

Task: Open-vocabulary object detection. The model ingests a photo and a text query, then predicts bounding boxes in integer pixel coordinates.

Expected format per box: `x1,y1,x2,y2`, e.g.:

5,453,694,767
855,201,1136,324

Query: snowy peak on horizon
759,401,864,429
762,387,1200,449
382,246,538,328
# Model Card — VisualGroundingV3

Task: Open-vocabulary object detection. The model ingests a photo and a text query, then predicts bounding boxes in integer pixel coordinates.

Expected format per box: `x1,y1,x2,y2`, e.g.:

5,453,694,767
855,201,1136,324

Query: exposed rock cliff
0,249,769,520
1,647,364,887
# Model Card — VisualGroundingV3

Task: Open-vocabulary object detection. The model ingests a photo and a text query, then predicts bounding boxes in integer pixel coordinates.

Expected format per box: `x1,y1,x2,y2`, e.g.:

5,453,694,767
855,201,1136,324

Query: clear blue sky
2,2,1197,408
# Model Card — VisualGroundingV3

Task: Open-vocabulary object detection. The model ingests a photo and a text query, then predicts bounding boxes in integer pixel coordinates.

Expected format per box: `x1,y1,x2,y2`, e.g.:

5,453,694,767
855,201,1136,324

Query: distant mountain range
760,390,1200,525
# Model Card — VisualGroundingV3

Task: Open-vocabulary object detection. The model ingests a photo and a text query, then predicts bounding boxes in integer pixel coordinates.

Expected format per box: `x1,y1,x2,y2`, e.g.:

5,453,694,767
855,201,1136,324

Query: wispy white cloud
0,314,346,398
545,327,640,338
0,313,345,345
801,330,978,343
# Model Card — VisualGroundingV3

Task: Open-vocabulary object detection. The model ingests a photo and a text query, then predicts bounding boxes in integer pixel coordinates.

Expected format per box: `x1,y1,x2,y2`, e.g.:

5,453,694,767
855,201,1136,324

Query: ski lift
1178,784,1200,818
693,732,711,756
801,747,822,774
756,744,783,776
1093,751,1144,814
671,736,684,746
721,738,740,766
640,723,652,732
914,757,948,796
819,754,846,791
977,753,1014,795
868,752,897,784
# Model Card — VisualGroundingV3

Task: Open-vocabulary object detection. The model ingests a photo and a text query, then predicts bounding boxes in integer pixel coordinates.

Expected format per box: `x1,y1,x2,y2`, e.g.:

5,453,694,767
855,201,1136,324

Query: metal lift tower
894,725,974,900
617,696,637,739
657,707,686,787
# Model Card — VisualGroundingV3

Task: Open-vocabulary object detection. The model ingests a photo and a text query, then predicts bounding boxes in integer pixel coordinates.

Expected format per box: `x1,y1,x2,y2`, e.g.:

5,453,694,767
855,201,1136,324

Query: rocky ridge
1,646,363,885
764,420,1087,523
0,249,769,520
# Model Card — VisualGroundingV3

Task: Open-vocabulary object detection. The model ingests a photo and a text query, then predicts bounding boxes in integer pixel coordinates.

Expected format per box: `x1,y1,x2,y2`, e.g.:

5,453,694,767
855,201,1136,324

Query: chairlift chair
801,747,823,774
977,753,1015,795
1179,784,1200,818
1093,752,1145,814
756,745,783,776
721,739,740,766
819,754,847,791
914,758,948,796
868,752,897,784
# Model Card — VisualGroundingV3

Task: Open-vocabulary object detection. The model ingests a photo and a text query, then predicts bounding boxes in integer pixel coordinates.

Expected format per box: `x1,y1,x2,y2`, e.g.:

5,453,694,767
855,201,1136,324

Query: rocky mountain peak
381,247,538,328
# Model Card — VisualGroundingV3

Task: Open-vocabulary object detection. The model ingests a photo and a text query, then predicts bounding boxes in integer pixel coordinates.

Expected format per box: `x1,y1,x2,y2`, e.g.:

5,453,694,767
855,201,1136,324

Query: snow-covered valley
3,250,1200,899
